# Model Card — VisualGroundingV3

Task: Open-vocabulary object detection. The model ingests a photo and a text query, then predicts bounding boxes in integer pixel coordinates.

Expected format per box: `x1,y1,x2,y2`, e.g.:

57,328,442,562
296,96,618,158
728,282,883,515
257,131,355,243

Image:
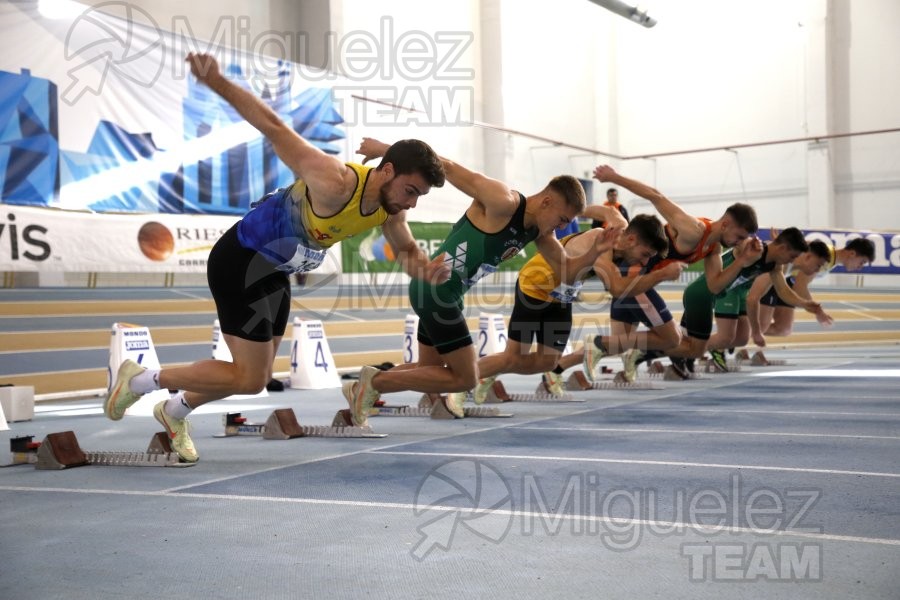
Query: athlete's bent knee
455,372,478,391
234,372,269,395
659,327,682,349
533,353,559,373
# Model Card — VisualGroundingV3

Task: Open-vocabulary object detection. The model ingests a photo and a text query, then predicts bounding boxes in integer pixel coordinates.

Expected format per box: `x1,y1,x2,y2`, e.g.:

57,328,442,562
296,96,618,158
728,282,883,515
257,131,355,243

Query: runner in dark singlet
572,165,761,382
343,138,615,426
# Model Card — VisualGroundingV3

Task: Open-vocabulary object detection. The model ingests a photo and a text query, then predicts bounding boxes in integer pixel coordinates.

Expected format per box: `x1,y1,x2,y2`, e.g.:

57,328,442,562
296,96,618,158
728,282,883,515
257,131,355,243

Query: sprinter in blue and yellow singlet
105,53,447,462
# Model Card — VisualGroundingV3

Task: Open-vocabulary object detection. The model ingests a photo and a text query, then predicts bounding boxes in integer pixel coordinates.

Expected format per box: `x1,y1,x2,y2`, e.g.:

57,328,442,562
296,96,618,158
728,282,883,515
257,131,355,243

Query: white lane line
841,301,874,311
1,485,898,547
169,289,210,300
845,309,883,321
513,426,900,441
374,451,900,479
752,369,900,378
298,309,368,323
159,447,380,493
618,407,900,418
162,403,539,493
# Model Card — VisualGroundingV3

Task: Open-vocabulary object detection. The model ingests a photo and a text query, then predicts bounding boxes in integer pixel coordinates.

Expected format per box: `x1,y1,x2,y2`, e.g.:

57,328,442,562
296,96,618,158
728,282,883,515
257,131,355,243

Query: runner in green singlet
342,137,615,426
665,227,833,378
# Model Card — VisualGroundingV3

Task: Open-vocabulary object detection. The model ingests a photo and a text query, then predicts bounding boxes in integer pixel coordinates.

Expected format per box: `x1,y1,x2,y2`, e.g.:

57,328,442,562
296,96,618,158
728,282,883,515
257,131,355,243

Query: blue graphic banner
0,1,346,215
757,227,900,275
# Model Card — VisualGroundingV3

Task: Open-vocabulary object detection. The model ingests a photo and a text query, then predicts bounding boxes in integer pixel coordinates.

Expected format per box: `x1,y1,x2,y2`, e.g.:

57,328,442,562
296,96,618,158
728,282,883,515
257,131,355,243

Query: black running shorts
207,223,291,342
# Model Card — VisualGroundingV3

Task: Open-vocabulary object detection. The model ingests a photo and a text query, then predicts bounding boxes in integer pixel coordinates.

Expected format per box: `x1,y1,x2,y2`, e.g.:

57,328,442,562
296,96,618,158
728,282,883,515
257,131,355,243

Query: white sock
129,369,160,394
164,391,193,420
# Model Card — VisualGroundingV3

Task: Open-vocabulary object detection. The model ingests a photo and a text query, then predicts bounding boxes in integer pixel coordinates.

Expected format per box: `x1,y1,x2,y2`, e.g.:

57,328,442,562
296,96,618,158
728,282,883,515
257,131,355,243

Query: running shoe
342,365,381,427
444,392,466,418
542,371,565,396
473,376,496,405
670,357,690,380
104,359,146,421
582,334,605,382
153,401,198,463
621,349,645,383
709,349,728,372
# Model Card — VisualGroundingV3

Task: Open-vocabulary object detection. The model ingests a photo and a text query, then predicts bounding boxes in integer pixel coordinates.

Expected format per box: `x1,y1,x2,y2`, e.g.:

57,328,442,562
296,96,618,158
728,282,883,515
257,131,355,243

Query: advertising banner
0,204,341,273
340,222,540,274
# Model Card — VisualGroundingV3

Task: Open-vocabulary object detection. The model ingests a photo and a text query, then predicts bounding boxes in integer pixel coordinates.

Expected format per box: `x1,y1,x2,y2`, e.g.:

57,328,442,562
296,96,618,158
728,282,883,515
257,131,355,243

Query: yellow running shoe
473,376,496,405
542,371,565,396
104,359,147,421
582,334,605,382
341,366,381,428
621,349,645,383
444,392,467,418
153,401,198,463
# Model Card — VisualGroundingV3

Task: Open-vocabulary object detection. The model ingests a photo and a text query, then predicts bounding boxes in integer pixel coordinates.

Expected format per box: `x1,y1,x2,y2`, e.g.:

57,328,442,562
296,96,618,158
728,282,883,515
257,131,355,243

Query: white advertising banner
0,204,341,273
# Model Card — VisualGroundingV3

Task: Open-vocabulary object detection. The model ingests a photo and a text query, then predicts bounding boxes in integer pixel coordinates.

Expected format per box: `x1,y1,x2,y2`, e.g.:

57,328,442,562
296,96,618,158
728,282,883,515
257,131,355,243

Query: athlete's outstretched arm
594,165,703,245
703,237,764,294
186,53,345,194
358,137,517,213
533,227,621,285
381,212,450,284
582,205,628,229
769,270,833,325
591,254,684,298
789,270,815,300
746,276,774,347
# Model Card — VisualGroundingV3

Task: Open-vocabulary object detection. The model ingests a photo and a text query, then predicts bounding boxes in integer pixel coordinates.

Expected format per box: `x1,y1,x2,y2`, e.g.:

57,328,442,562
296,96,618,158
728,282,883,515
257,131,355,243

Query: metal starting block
372,400,512,419
699,358,742,373
33,430,191,470
217,408,386,439
643,365,706,381
374,404,434,417
483,379,582,403
1,435,42,467
565,371,662,391
647,361,666,374
432,398,512,419
213,412,267,437
750,350,787,366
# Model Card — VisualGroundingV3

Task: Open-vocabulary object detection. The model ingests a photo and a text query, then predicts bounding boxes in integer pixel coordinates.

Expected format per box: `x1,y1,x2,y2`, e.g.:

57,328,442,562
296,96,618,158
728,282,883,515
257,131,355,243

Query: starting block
216,409,386,439
332,409,395,430
213,412,267,437
647,361,666,374
33,430,191,470
374,404,434,418
750,350,787,366
482,379,582,403
565,371,662,391
371,399,512,419
1,435,41,467
644,365,705,381
432,397,512,419
699,358,742,373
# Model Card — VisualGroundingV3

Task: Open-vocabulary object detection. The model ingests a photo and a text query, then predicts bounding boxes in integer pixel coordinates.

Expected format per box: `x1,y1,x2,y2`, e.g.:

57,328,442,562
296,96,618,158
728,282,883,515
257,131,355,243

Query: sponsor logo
0,213,51,262
500,246,522,262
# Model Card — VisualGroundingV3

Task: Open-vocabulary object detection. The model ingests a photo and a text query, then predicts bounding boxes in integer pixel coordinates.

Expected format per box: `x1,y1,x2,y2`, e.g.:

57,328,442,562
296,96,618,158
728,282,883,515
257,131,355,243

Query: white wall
831,0,900,230
83,0,900,233
332,0,484,221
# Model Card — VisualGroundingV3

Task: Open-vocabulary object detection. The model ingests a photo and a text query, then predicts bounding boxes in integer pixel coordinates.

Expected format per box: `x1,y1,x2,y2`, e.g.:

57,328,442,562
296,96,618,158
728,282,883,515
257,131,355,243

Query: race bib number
463,263,498,287
277,242,328,273
549,281,582,303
